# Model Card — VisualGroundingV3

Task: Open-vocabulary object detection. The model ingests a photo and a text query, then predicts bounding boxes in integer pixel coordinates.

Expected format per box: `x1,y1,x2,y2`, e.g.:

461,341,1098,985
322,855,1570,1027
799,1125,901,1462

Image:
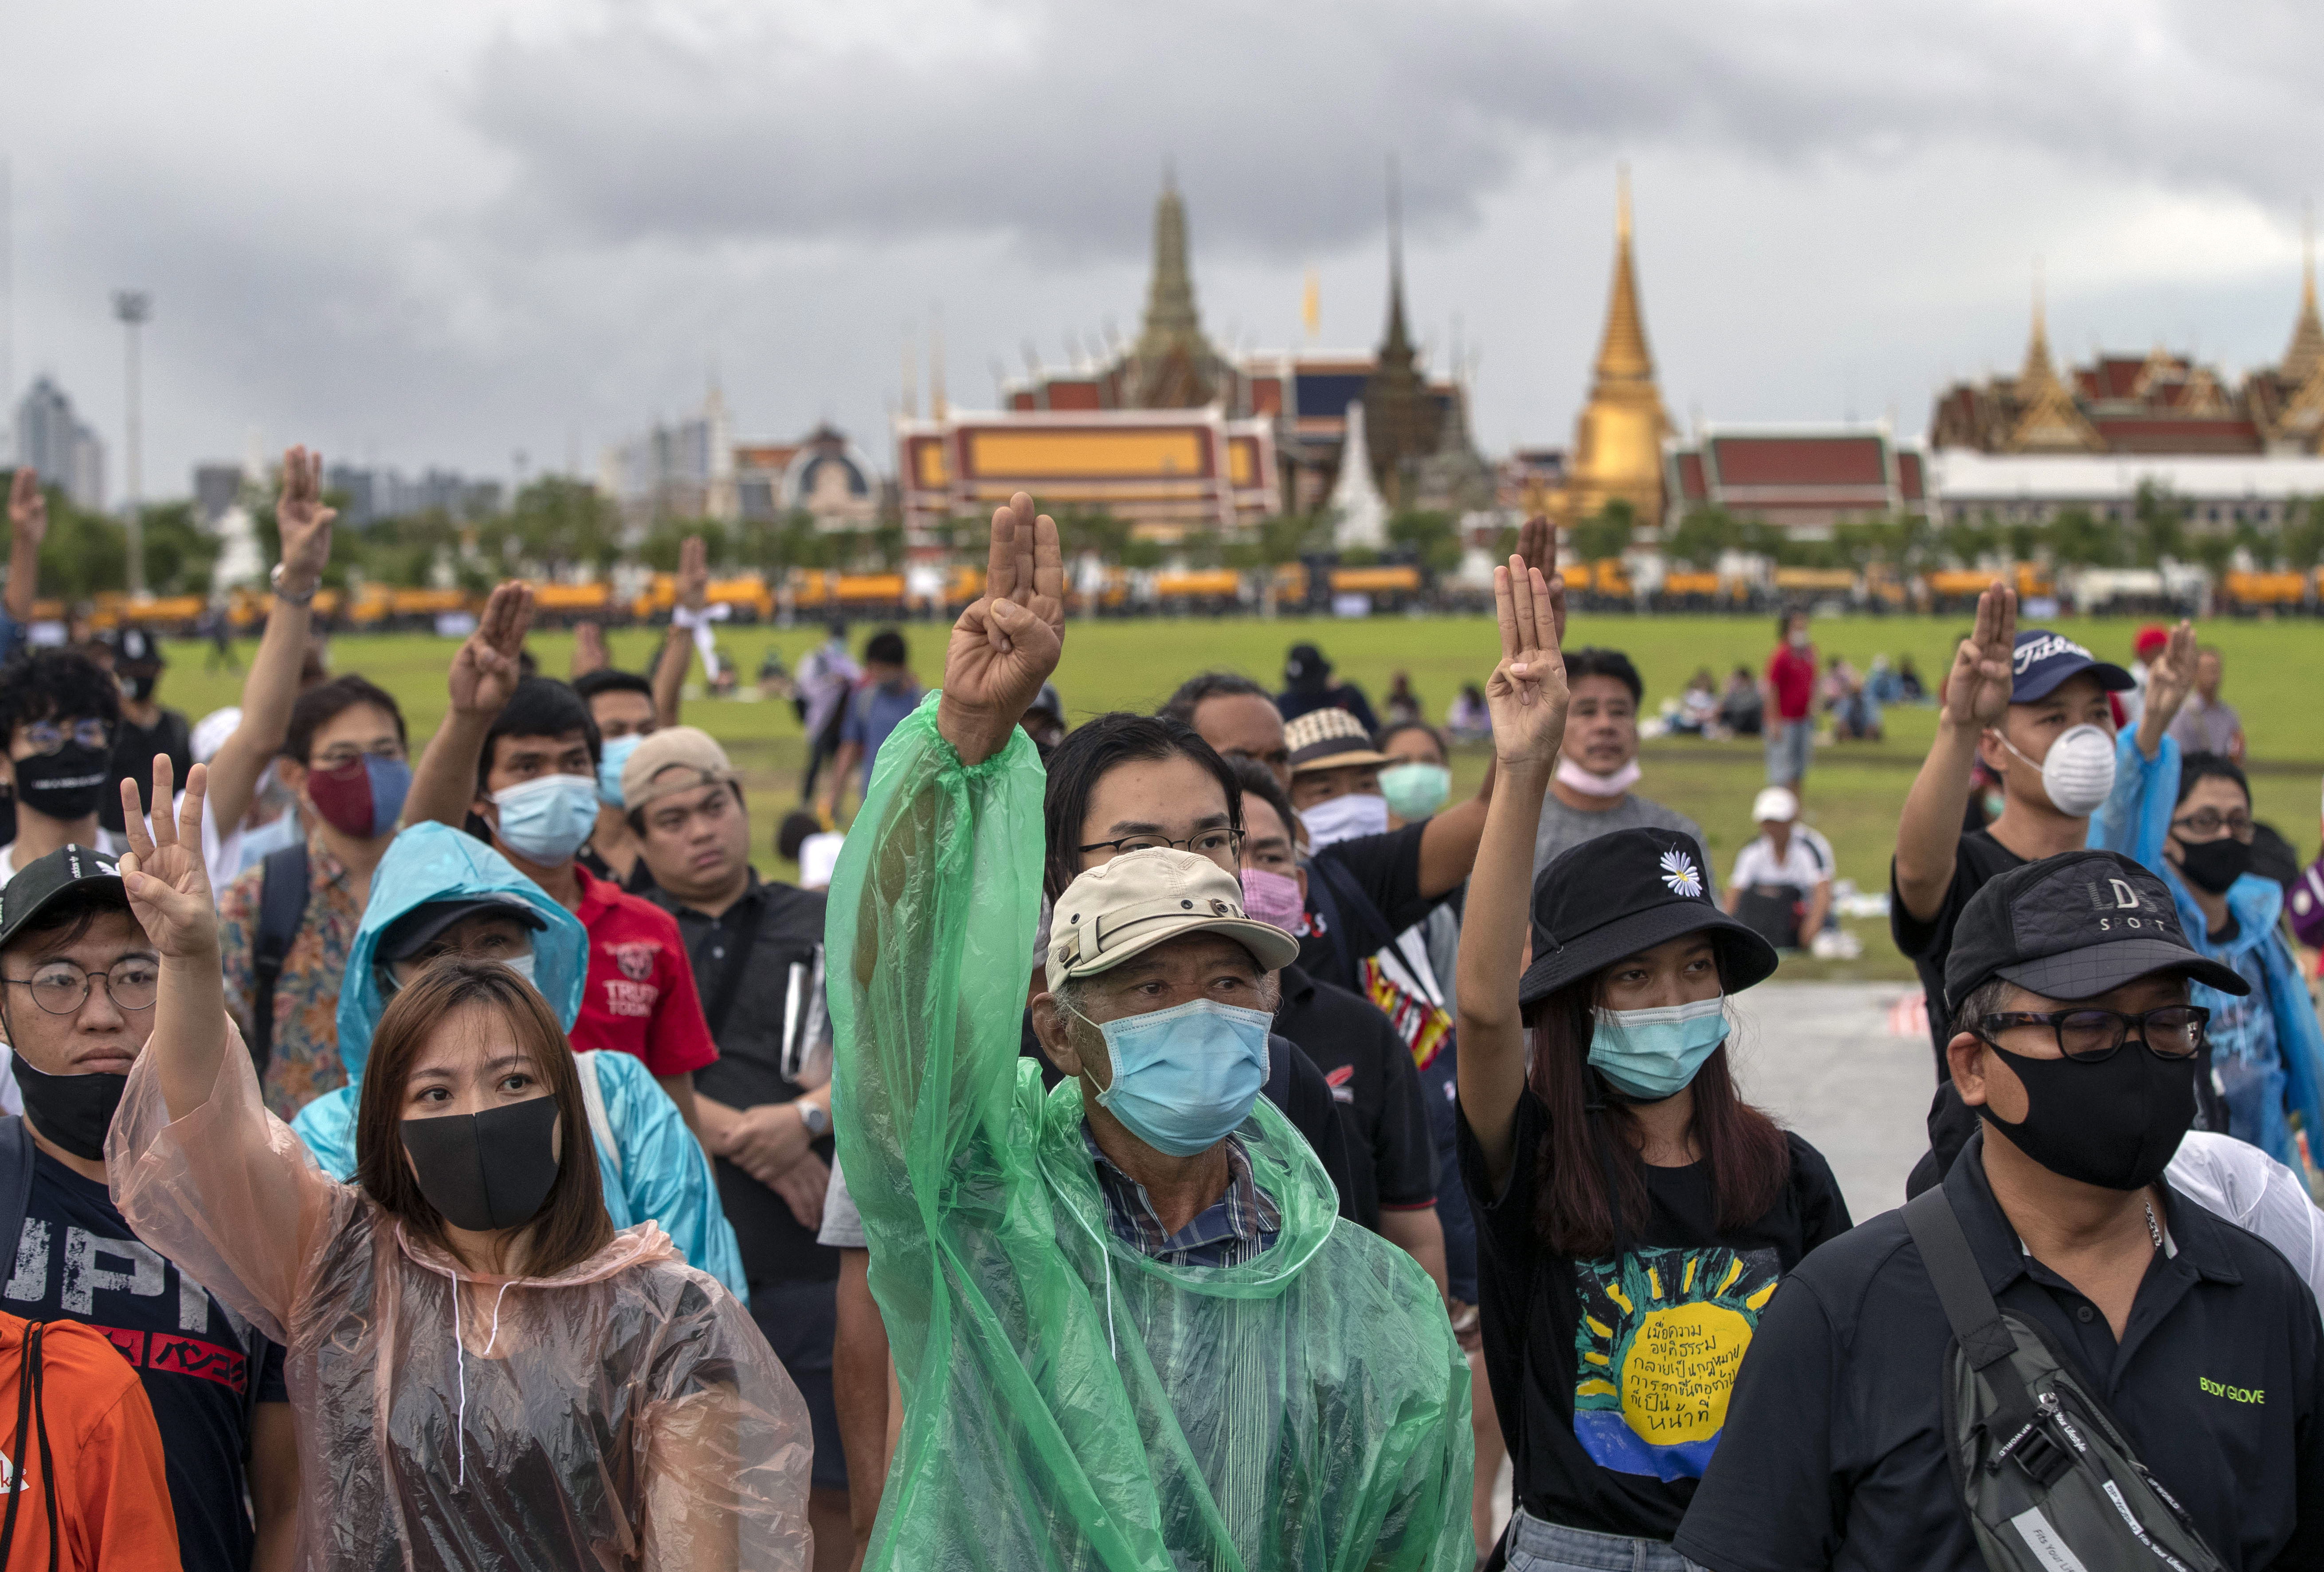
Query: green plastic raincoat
829,696,1471,1572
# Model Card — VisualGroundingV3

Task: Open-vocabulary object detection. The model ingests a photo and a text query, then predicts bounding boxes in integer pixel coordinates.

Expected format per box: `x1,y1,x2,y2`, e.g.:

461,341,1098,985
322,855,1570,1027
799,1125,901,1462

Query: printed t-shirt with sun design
1571,1244,1780,1481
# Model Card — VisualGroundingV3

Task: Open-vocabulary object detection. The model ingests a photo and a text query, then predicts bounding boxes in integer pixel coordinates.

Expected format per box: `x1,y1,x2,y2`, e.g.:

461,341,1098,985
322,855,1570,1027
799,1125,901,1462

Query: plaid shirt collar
1082,1122,1281,1267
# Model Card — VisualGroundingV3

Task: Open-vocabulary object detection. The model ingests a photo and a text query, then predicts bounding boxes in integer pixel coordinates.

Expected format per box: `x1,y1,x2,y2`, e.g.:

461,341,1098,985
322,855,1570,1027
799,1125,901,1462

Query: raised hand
1941,582,2017,732
7,468,47,552
275,446,336,593
938,491,1064,766
1516,513,1567,646
676,536,710,614
2140,620,2200,728
118,758,217,960
1486,554,1569,768
447,581,537,716
571,621,610,679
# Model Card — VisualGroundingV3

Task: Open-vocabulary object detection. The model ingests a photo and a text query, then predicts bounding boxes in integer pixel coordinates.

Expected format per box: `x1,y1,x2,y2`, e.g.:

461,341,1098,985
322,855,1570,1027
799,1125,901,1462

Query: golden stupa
1556,169,1672,530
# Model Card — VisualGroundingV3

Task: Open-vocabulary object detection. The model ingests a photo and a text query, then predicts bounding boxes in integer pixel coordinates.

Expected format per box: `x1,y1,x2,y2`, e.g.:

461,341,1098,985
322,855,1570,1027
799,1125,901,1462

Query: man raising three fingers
830,493,1470,1569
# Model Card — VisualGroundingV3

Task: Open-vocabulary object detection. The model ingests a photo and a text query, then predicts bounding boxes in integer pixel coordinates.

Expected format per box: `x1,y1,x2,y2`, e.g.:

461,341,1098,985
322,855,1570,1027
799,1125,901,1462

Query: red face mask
305,755,412,839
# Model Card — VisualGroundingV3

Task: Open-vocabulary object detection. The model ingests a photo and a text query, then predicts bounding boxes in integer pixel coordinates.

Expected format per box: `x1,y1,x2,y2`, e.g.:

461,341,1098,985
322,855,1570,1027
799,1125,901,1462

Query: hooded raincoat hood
289,822,747,1300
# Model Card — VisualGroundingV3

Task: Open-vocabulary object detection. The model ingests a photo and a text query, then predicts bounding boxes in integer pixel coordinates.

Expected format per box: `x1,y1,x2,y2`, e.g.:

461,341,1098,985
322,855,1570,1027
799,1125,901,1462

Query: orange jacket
0,1314,180,1572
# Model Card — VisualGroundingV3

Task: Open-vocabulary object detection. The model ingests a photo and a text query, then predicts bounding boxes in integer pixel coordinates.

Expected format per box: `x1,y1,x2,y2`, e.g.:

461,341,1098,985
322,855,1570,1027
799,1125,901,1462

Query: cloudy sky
8,0,2320,502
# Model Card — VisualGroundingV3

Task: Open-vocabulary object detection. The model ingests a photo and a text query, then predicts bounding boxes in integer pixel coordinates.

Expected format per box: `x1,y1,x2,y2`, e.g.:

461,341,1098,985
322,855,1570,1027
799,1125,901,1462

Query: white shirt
1729,825,1835,893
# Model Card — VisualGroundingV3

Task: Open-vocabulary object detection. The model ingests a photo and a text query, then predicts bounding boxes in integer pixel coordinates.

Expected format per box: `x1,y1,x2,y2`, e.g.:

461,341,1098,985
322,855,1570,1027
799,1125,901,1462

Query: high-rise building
15,377,105,510
192,463,247,527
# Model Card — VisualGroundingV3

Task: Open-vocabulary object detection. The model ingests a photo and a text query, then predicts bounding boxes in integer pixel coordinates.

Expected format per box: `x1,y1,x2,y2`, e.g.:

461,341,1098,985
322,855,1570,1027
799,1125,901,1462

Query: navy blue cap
2011,630,2133,704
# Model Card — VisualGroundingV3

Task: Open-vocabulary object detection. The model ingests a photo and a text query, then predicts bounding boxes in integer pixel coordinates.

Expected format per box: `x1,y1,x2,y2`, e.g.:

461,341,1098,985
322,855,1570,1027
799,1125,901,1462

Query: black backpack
1904,1186,2226,1572
247,839,311,1078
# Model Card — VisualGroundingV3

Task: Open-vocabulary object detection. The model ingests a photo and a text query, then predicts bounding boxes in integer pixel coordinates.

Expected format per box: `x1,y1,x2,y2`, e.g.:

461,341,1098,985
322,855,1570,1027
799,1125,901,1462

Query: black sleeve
255,1336,289,1404
1887,847,1970,962
1272,1036,1356,1219
1321,822,1435,935
1374,1025,1438,1211
1785,1134,1854,1251
1671,1274,1847,1572
2283,1280,2324,1572
1339,685,1381,737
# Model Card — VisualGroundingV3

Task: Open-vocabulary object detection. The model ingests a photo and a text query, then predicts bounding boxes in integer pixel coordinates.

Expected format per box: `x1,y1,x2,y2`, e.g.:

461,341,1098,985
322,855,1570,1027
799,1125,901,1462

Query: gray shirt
1532,791,1717,896
2167,694,2242,759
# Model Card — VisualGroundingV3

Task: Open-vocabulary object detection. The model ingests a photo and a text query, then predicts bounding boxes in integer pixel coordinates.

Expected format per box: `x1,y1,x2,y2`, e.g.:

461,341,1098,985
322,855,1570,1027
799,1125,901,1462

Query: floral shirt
218,831,364,1119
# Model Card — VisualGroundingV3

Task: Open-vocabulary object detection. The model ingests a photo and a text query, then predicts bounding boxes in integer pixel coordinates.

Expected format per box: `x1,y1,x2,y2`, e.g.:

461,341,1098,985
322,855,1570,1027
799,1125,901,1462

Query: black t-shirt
1020,1018,1357,1219
5,1149,288,1572
657,876,836,1290
1272,964,1436,1231
101,706,192,833
1677,1132,2324,1572
1889,829,2025,1074
1299,823,1438,997
577,840,660,895
1457,1088,1850,1540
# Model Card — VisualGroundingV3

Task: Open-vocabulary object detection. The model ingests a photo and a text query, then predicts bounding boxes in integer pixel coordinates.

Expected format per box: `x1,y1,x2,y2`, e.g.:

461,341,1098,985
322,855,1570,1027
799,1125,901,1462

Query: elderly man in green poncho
828,494,1471,1571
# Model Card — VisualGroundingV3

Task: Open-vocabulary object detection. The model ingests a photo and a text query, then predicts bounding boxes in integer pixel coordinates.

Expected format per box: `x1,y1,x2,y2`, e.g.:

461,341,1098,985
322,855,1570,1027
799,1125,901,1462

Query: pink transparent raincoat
106,1022,813,1571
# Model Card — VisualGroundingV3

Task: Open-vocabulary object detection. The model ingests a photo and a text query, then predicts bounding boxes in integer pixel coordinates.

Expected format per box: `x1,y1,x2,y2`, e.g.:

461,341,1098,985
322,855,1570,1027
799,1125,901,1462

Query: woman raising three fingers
1454,559,1852,1572
104,755,813,1570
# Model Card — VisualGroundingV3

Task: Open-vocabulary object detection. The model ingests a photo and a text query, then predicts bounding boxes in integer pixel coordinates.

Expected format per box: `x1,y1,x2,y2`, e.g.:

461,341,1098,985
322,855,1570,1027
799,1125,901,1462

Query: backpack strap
248,839,312,1078
1903,1186,2019,1372
0,1118,37,1288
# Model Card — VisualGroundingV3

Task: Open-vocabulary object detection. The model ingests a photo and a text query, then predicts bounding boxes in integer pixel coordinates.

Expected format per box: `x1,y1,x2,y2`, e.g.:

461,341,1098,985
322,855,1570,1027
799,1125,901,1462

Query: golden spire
1593,164,1654,381
2285,200,2324,385
2007,264,2101,453
2018,261,2061,392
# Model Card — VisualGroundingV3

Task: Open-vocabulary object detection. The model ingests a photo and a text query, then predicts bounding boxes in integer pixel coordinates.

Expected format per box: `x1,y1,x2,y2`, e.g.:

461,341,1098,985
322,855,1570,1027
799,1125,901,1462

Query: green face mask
1378,762,1452,821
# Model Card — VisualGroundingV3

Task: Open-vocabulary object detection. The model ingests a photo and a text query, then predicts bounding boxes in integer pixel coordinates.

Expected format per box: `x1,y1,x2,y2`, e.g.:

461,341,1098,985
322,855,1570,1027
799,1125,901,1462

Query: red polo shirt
1766,644,1818,722
571,864,720,1079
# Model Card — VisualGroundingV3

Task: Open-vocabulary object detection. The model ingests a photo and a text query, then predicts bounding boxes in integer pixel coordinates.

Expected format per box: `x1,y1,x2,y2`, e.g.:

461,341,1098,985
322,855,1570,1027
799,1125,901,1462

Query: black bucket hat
1518,828,1779,1014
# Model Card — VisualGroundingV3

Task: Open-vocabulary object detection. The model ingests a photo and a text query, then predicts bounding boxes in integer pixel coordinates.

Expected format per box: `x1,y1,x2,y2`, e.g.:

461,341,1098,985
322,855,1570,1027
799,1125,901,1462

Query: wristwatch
270,562,317,606
796,1102,831,1138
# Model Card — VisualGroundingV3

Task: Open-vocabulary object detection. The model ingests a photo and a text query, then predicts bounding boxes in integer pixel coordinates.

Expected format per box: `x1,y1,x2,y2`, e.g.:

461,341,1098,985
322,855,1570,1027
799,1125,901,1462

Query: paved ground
1727,981,1939,1222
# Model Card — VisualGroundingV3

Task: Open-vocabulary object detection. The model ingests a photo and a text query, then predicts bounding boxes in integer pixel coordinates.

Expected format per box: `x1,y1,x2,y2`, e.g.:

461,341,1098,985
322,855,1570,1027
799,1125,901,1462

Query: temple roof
1127,175,1219,408
1592,168,1655,383
2285,210,2324,387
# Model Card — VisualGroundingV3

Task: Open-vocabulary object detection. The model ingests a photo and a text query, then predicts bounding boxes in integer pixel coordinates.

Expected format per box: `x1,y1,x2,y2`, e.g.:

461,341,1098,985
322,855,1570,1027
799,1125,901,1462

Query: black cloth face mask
13,1062,127,1161
1979,1039,2195,1191
2172,834,2253,896
14,744,111,821
400,1096,561,1233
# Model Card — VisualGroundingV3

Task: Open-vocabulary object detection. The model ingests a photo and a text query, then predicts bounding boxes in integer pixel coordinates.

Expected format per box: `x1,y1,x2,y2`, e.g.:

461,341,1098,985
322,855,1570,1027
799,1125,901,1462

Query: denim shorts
1765,717,1813,786
1503,1508,1700,1572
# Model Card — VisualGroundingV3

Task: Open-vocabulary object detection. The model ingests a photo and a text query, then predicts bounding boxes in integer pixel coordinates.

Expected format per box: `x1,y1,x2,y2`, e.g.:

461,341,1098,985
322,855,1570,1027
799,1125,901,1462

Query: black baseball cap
1284,643,1330,682
377,895,545,964
2011,630,2132,704
1519,828,1778,1013
0,845,126,952
1943,849,2246,1012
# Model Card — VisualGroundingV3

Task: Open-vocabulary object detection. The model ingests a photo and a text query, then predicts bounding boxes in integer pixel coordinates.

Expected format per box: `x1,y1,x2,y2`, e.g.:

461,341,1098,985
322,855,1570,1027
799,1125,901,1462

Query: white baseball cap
1751,786,1799,824
1046,849,1299,994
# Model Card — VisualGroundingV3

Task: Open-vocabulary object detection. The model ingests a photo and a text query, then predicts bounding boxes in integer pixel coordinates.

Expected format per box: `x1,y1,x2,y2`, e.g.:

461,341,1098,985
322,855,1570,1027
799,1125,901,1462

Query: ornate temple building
896,172,1490,542
1664,426,1928,533
1930,246,2324,457
1552,172,1672,530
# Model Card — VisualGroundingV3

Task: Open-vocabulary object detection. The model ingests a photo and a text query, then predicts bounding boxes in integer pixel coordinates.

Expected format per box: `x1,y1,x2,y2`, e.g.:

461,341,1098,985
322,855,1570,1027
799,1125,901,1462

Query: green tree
1571,498,1635,562
1942,512,2002,569
1666,506,1741,570
506,476,623,578
137,503,220,595
2233,513,2283,571
1386,509,1462,575
2046,507,2127,567
2132,481,2185,567
2284,497,2324,571
35,493,126,600
2191,531,2236,580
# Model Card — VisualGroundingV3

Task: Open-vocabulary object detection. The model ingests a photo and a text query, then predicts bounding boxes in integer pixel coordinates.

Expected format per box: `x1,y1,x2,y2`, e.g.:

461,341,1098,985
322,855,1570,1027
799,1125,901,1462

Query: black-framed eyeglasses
1979,1005,2209,1063
21,719,110,756
1077,828,1243,861
2170,810,2254,842
4,960,159,1016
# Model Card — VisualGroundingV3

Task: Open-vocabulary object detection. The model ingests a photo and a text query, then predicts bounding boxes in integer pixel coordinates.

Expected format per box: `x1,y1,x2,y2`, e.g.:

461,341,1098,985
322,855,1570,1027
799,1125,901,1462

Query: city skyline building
15,375,104,510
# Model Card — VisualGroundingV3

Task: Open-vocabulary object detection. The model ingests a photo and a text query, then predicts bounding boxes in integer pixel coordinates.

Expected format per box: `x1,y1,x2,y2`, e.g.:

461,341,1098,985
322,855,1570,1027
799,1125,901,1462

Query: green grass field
151,612,2324,983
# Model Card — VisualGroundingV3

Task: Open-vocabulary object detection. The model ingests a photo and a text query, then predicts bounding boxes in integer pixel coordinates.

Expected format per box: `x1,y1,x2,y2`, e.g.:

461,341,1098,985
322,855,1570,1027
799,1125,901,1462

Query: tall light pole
112,289,151,595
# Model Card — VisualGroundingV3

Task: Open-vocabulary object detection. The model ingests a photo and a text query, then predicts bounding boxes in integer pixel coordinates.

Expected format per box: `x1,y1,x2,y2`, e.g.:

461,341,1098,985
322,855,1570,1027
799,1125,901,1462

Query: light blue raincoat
288,823,747,1301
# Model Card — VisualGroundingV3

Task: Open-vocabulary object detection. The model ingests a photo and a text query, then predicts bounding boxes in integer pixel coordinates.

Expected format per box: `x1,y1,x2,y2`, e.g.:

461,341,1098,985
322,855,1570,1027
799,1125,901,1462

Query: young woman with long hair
1456,559,1851,1571
103,759,811,1570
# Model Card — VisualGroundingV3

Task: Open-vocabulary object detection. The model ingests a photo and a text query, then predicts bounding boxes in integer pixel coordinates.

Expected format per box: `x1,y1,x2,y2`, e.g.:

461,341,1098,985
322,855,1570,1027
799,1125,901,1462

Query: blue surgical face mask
1072,997,1272,1157
597,735,643,806
1587,995,1729,1102
490,773,602,866
1378,762,1451,821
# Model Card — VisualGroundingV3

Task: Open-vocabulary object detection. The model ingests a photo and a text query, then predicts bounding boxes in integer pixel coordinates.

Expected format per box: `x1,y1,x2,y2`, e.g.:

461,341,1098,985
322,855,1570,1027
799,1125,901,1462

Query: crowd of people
0,459,2312,1570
